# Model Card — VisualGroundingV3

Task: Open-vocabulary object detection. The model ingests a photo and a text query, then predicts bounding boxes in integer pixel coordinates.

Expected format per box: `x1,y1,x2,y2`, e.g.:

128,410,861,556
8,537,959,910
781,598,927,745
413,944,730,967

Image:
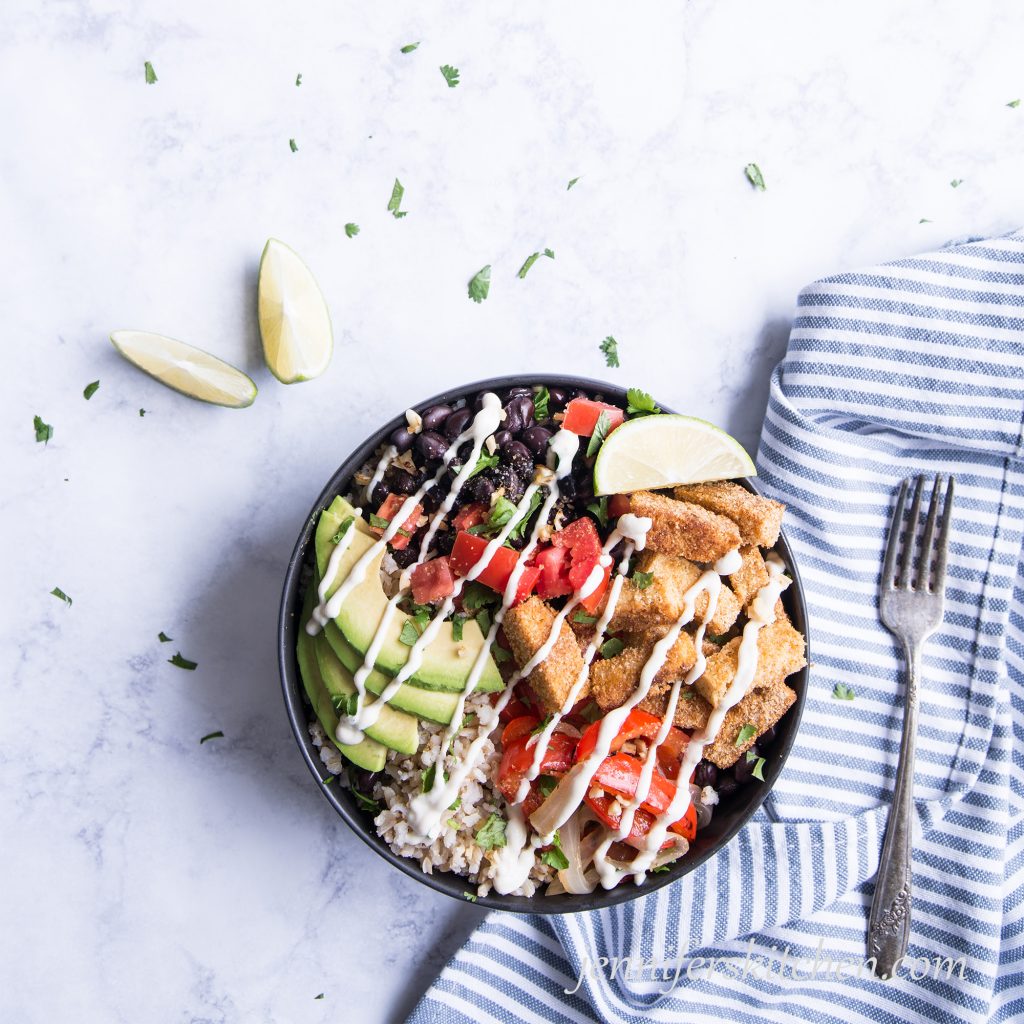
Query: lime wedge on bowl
257,238,333,384
109,330,257,408
593,414,756,495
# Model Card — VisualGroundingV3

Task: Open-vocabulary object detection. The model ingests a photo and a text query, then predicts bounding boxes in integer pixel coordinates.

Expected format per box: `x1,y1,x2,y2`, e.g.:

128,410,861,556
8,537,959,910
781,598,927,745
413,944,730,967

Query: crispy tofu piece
705,683,797,769
693,613,806,709
503,596,587,715
590,632,697,712
729,545,771,608
673,481,784,549
629,490,741,563
671,557,741,635
639,685,713,730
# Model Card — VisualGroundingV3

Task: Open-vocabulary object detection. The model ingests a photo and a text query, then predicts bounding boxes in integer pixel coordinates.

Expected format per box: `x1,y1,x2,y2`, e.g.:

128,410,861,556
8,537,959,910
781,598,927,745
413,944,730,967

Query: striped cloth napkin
408,230,1024,1024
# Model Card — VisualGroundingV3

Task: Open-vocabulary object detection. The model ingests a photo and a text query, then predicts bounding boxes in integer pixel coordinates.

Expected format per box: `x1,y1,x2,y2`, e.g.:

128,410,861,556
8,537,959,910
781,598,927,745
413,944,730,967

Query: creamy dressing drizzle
364,445,397,505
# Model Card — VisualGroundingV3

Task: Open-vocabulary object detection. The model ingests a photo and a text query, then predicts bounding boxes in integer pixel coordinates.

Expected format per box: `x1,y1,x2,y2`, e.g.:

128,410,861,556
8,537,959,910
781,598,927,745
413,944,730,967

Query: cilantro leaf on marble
744,163,766,191
599,335,620,368
144,61,157,85
83,380,100,400
468,265,491,303
169,652,198,670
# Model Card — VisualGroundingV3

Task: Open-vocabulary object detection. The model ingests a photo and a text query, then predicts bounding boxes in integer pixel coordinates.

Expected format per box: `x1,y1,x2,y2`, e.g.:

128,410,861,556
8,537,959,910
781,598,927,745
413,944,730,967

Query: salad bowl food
279,375,809,913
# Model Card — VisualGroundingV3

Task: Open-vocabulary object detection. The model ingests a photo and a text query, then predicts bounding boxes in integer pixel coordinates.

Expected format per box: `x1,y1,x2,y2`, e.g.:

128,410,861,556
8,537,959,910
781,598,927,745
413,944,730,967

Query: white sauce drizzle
364,445,396,505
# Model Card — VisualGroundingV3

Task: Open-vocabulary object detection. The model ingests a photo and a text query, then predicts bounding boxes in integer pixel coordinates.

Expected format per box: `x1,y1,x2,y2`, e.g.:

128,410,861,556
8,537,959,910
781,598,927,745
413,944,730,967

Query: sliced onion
556,806,600,894
555,721,582,739
546,875,567,896
606,838,689,874
691,783,713,830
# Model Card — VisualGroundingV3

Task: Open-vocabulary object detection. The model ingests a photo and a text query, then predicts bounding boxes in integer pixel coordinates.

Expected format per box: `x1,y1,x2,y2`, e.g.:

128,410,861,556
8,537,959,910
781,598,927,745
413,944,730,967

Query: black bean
504,395,535,434
383,465,418,495
421,404,452,431
547,386,568,411
758,726,776,746
559,475,578,501
420,488,442,513
716,773,738,798
353,769,378,793
434,531,455,557
503,441,533,479
392,546,419,568
494,430,514,449
693,762,718,789
733,745,760,784
521,425,552,456
390,427,415,454
504,386,533,402
492,464,524,503
469,475,496,504
416,431,448,461
370,482,389,506
444,407,473,440
472,392,491,412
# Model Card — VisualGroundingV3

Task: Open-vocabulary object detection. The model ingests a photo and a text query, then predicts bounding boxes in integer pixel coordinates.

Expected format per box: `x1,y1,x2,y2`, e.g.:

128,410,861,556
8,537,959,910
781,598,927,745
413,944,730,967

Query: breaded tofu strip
629,490,741,563
693,612,806,708
671,558,742,635
639,686,713,730
705,683,797,769
729,545,770,608
503,596,587,715
673,481,784,549
590,632,697,712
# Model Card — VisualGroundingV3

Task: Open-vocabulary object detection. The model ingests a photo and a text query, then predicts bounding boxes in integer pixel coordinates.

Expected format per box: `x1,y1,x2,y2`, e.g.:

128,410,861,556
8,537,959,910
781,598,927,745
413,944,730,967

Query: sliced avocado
324,620,461,725
314,634,419,754
314,496,503,694
295,594,386,772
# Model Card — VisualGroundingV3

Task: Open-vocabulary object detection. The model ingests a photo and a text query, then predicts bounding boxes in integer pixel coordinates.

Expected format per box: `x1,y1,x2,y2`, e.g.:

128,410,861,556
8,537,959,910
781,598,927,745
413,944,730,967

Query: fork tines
882,475,955,593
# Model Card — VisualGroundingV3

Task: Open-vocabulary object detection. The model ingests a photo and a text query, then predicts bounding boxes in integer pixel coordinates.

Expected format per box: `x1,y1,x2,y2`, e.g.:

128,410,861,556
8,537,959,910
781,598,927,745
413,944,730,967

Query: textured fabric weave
408,231,1024,1024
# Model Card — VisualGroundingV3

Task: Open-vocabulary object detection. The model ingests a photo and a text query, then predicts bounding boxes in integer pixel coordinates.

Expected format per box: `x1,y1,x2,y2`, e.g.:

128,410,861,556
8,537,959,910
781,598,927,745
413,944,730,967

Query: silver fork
867,474,955,978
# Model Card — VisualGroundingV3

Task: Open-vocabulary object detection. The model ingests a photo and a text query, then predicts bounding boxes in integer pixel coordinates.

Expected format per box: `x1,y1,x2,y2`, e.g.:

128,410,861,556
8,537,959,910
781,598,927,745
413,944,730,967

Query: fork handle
867,640,919,978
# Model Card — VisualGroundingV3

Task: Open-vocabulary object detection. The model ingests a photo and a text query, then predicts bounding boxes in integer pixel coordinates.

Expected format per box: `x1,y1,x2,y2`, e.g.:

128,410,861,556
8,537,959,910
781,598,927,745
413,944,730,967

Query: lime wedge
257,238,333,383
109,331,257,408
593,414,756,495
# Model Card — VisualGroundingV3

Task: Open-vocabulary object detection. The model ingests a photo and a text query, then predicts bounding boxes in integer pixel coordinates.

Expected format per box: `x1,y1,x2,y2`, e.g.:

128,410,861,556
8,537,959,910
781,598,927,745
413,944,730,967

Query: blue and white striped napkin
408,230,1024,1024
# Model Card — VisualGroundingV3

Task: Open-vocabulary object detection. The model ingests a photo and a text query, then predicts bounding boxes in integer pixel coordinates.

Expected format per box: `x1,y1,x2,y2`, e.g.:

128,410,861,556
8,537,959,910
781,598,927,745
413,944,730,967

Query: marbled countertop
4,2,1023,1021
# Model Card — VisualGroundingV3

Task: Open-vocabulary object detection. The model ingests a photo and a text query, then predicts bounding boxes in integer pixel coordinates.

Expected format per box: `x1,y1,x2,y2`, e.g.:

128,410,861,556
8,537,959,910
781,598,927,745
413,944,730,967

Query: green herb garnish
144,61,157,85
440,64,460,87
169,652,198,670
632,570,654,590
599,335,620,368
600,637,625,659
538,775,557,797
468,450,499,478
332,516,355,544
421,763,450,792
587,497,609,528
475,813,507,850
468,265,491,303
517,249,555,279
289,138,298,152
462,581,498,611
626,387,661,417
748,751,766,781
533,386,550,421
50,586,72,606
399,610,429,647
744,163,766,191
158,631,172,643
567,176,581,190
139,409,147,417
509,490,543,542
347,764,380,814
315,993,324,1000
295,73,302,86
572,610,598,625
368,513,390,530
400,42,420,54
586,410,612,458
83,381,100,400
832,682,856,701
477,608,492,638
1009,99,1021,108
919,218,932,224
345,223,360,238
735,723,757,746
541,830,570,870
530,714,552,735
449,796,461,811
950,178,964,188
323,775,335,785
34,415,53,444
462,712,476,728
651,864,672,874
463,891,478,902
451,614,466,642
388,178,407,218
493,644,512,664
489,495,519,529
332,692,359,716
200,731,224,744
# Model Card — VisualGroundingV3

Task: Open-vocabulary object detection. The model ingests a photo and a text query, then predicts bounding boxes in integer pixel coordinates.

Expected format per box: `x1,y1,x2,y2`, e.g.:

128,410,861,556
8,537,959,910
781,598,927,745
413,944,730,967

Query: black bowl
278,374,810,914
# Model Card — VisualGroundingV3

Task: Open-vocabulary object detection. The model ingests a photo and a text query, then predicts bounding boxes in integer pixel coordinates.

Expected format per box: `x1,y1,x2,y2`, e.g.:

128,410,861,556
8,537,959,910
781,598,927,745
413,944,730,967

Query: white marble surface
3,1,1023,1021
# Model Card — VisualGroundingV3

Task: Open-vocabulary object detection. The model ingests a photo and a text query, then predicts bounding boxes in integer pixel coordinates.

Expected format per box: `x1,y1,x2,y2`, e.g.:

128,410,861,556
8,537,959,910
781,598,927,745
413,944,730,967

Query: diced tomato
583,792,674,851
562,398,626,437
591,753,676,816
452,502,489,533
568,552,600,592
669,803,698,842
608,494,631,519
520,780,547,819
552,517,602,562
497,732,576,803
410,557,455,605
449,531,538,604
498,696,532,723
575,708,664,763
370,493,423,550
577,562,611,614
534,545,574,598
655,727,690,780
501,715,539,748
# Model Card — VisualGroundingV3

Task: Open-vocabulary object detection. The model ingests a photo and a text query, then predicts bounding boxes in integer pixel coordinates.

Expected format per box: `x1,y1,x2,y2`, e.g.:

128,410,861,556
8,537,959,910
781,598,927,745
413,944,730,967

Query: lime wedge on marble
593,414,756,495
109,330,257,408
257,238,333,383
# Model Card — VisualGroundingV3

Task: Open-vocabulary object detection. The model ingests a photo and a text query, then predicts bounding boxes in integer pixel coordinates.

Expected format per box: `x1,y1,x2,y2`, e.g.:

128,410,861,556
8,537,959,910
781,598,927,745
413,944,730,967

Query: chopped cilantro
158,631,172,643
475,812,507,850
599,335,620,368
586,410,612,458
347,764,380,813
332,516,355,544
626,387,661,417
462,581,498,611
651,864,672,874
449,796,461,811
600,637,625,659
169,652,198,670
477,608,492,638
509,490,543,542
572,610,598,625
33,415,53,444
488,495,519,529
368,513,390,530
530,714,552,735
587,496,609,528
399,611,429,647
289,138,298,152
919,218,932,224
50,586,72,607
735,723,756,746
632,570,654,590
83,380,100,400
144,61,157,85
832,682,856,701
199,731,224,744
314,993,324,1000
139,409,147,417
451,614,466,642
567,176,581,190
463,891,478,902
467,450,499,479
950,178,964,188
541,831,570,870
332,692,359,716
517,249,555,279
388,178,407,218
538,774,557,796
533,386,550,421
468,265,491,303
421,763,449,792
492,645,512,664
462,712,476,728
345,223,360,238
440,64,460,87
748,751,767,781
744,163,766,191
400,42,420,54
323,775,335,785
1009,99,1021,108
295,73,302,86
